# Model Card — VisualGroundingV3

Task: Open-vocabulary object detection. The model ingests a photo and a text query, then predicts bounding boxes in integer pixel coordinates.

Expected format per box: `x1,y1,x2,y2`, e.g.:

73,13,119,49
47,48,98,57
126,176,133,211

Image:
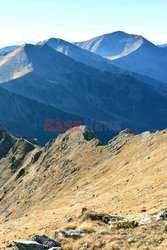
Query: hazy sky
0,0,166,47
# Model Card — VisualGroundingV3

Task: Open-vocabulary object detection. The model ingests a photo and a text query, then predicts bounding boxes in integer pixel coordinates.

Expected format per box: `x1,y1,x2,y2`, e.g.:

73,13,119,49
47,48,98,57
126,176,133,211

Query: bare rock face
108,128,133,155
82,126,97,141
0,125,17,160
140,131,151,142
0,126,37,189
49,126,100,153
31,150,43,164
10,139,35,172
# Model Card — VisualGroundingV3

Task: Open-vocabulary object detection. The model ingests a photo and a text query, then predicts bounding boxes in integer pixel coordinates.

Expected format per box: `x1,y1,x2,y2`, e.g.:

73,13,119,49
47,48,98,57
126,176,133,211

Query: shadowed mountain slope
39,37,123,74
0,87,88,145
0,44,167,135
75,31,167,83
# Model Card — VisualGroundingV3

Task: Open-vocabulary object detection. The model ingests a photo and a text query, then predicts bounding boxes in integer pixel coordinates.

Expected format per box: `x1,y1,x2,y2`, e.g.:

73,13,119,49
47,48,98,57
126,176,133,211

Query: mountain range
75,31,167,83
0,31,167,144
0,30,167,249
40,36,167,91
38,38,122,74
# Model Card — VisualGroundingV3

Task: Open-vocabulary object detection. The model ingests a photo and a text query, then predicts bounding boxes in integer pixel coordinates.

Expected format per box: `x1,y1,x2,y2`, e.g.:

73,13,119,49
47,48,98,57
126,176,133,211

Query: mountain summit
75,31,145,59
75,31,167,83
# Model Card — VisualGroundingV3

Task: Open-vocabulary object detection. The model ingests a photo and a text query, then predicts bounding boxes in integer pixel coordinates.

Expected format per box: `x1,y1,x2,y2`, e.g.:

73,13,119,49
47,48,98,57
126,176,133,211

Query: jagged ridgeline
0,126,167,249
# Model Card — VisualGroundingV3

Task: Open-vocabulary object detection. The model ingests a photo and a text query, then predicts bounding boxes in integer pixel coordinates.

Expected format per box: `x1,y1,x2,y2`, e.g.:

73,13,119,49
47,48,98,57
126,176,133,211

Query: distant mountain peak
46,37,64,42
75,31,167,83
39,37,71,49
75,31,146,60
101,30,138,38
0,44,33,83
0,43,60,83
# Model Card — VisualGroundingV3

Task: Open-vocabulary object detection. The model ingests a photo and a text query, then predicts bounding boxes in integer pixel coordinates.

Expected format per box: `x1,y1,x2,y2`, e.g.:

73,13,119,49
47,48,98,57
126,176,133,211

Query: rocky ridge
0,126,166,249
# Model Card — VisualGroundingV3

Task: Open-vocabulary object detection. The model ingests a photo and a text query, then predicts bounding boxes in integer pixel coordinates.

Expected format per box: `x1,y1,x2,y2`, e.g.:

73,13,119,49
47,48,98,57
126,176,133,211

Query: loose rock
140,215,152,224
14,240,44,250
62,229,86,239
32,235,61,249
156,210,167,221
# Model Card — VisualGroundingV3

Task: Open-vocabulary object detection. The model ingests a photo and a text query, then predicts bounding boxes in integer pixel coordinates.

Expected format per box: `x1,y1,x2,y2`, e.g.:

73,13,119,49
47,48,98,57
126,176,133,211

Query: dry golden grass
0,127,167,249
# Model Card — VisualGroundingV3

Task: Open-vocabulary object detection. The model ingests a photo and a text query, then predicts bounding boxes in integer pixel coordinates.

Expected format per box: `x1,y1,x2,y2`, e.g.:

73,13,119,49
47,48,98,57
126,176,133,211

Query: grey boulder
62,229,86,238
14,240,44,250
32,235,61,249
157,210,167,221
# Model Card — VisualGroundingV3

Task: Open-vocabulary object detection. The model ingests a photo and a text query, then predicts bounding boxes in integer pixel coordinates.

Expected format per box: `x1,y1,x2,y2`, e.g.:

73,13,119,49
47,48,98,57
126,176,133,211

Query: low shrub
116,220,139,230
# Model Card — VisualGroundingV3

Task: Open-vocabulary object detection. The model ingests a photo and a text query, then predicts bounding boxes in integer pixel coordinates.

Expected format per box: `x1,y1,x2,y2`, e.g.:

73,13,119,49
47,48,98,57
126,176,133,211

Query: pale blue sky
0,0,166,47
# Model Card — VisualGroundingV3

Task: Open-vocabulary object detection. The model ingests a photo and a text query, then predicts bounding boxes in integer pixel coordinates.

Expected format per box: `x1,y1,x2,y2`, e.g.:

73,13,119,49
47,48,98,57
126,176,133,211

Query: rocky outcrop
13,208,167,250
10,139,35,172
32,235,61,249
80,208,126,225
108,128,133,155
31,150,43,164
62,229,86,239
0,125,18,160
14,236,62,250
0,126,38,188
156,210,167,221
14,240,45,250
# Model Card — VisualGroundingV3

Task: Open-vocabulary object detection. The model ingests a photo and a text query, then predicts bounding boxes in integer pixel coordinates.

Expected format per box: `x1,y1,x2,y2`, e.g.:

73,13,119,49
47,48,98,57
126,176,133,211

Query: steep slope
0,44,167,134
0,126,38,189
75,31,167,83
0,44,115,123
41,37,167,92
0,87,88,145
0,125,18,160
39,37,122,74
0,126,166,249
